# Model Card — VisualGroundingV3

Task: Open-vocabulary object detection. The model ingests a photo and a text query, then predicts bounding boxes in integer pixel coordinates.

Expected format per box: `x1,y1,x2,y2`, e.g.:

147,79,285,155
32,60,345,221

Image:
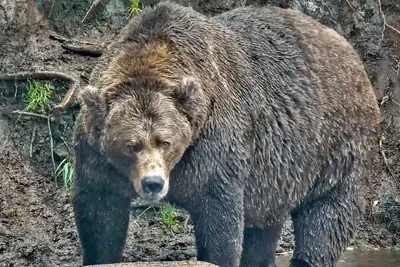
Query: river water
276,249,400,267
93,249,400,267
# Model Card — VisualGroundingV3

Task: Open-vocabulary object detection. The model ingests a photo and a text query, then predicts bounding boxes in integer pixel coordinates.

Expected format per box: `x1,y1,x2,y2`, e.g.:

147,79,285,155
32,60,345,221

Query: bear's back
215,5,380,133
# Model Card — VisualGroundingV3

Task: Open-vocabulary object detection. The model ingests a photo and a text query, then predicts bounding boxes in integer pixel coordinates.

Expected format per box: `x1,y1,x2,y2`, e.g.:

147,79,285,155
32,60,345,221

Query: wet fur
72,1,381,267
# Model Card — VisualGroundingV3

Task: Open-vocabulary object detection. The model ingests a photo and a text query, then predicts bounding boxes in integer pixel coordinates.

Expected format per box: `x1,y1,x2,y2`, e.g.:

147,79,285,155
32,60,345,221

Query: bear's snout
134,165,170,201
142,175,165,194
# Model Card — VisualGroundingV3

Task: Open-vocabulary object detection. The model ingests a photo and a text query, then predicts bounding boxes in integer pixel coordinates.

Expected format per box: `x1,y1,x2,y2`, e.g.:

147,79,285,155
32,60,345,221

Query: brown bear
71,1,381,267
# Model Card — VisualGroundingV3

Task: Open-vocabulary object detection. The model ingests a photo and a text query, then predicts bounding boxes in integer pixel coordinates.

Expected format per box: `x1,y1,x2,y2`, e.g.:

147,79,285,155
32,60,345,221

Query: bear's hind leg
240,224,283,267
289,178,362,267
72,140,133,265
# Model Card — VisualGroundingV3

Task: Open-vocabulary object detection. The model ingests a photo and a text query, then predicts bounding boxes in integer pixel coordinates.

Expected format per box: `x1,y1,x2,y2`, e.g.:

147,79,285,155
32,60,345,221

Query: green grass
159,203,179,229
23,81,53,114
127,0,142,18
56,157,75,189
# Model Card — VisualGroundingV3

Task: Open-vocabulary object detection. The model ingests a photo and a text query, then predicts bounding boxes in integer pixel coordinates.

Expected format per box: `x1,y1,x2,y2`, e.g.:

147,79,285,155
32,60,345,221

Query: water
276,250,400,267
92,250,400,267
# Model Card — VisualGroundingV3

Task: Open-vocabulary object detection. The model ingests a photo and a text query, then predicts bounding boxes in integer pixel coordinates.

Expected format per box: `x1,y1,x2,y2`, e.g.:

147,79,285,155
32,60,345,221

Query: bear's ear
173,76,200,103
79,85,106,114
172,76,209,131
80,85,101,107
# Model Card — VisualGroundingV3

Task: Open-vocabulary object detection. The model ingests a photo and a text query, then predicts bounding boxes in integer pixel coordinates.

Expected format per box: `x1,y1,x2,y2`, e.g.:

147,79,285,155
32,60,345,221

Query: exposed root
61,43,103,57
81,0,106,23
49,32,100,46
0,71,77,83
7,110,49,119
0,71,80,122
378,0,400,41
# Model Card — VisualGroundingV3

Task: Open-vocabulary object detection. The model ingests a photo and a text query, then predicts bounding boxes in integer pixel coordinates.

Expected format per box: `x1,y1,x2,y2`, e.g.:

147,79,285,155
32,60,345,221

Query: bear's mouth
133,176,170,202
143,192,164,202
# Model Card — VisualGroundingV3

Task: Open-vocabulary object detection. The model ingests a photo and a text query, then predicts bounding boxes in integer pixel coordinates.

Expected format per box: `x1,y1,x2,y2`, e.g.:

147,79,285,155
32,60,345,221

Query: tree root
49,32,100,46
0,71,80,122
61,43,103,57
378,0,400,41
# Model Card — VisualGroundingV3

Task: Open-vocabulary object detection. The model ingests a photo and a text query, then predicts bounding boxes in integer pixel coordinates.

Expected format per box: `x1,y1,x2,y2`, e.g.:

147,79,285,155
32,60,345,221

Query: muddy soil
0,0,400,267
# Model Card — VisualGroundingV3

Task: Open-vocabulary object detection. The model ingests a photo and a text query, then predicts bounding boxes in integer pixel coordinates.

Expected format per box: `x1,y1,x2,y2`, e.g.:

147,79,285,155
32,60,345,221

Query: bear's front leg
189,186,244,267
72,139,133,266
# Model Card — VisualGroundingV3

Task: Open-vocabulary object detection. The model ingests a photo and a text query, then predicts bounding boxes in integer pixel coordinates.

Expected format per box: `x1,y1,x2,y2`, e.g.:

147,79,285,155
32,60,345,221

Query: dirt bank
0,0,400,266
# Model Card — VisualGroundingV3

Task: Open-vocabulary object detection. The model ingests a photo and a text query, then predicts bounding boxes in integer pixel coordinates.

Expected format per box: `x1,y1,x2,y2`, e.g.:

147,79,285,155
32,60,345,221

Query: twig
81,0,105,23
46,0,56,19
61,43,103,57
13,80,18,100
0,71,80,122
131,203,165,211
136,206,154,219
60,136,71,152
378,0,400,41
47,115,57,186
344,0,355,11
6,110,49,119
379,137,395,177
183,215,191,230
30,126,37,158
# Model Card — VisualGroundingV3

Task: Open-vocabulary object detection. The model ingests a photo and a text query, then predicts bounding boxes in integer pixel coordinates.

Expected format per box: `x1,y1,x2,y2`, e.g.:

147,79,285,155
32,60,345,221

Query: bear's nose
142,176,165,194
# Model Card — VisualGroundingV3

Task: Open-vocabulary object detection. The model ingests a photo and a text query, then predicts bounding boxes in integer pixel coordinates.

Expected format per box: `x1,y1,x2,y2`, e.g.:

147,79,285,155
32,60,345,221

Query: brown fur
72,2,381,267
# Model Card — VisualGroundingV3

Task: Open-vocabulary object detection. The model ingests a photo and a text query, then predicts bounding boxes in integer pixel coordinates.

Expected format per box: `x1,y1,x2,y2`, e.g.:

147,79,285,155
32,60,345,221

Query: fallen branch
61,43,103,57
0,71,80,121
378,0,400,41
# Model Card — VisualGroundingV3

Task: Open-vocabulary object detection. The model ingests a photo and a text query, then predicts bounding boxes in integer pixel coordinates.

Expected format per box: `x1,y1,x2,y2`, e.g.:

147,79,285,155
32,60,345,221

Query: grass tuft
159,203,178,229
127,0,142,18
56,157,75,190
23,81,53,114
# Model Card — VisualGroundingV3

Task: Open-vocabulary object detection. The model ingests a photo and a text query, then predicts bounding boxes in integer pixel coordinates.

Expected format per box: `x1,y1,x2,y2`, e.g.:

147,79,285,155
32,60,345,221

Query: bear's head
80,75,210,201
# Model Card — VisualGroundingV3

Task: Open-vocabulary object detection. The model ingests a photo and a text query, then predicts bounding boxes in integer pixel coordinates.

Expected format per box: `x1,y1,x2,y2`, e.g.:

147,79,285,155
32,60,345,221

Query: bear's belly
242,183,309,228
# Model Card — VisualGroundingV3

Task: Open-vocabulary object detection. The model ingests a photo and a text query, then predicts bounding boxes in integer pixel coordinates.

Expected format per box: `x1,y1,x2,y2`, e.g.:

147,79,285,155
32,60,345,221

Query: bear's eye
157,140,171,149
127,142,143,153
